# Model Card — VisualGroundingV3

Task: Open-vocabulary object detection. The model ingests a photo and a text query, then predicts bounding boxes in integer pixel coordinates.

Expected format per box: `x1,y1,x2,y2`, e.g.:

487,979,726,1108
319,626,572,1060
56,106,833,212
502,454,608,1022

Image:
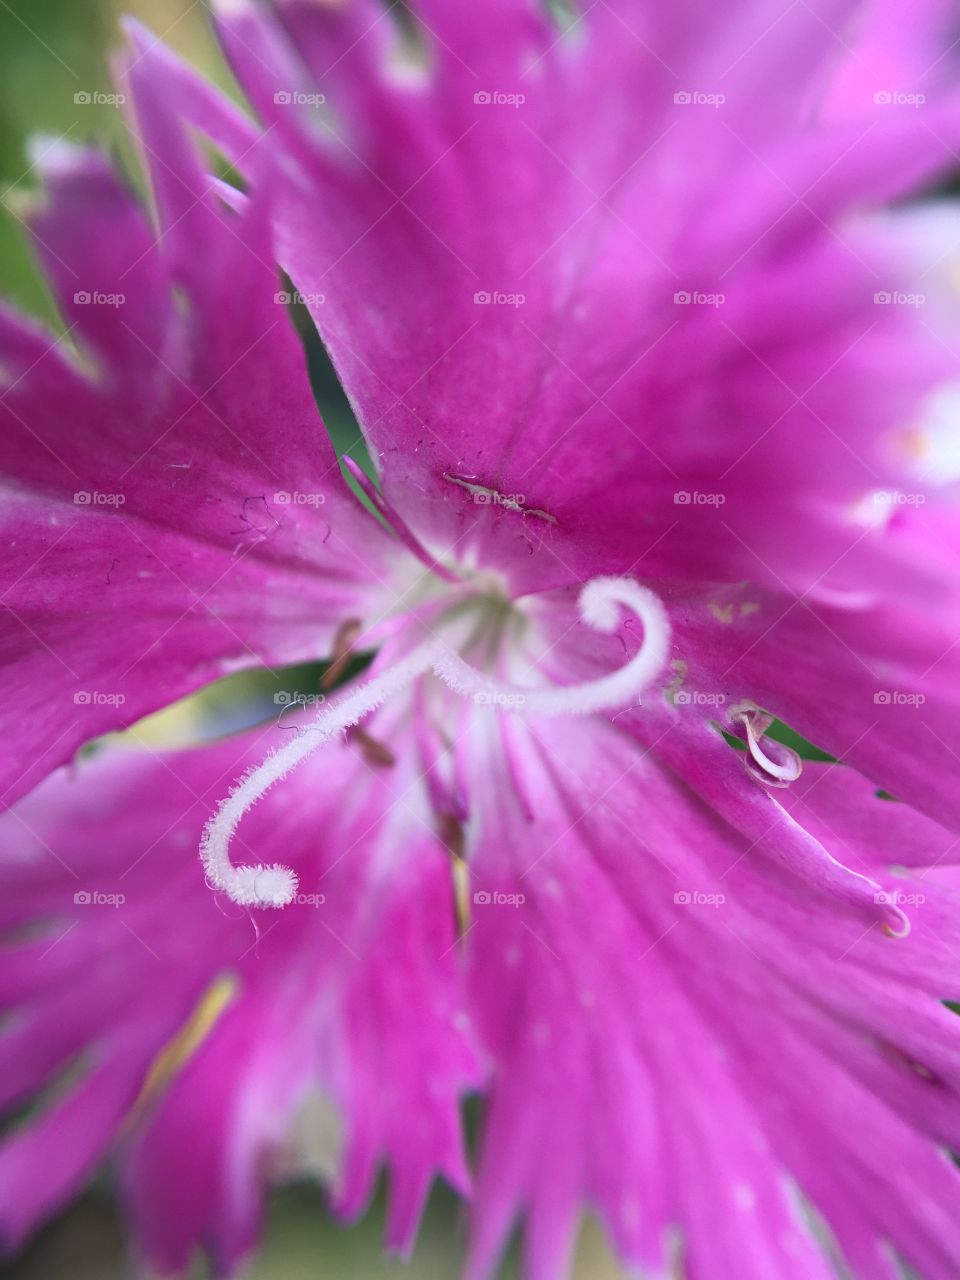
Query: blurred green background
0,3,626,1276
0,0,231,324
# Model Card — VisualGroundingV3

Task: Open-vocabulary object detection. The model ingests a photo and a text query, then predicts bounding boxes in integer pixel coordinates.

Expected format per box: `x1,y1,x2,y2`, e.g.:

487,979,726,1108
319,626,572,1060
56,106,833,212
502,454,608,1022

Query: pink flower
3,4,960,1278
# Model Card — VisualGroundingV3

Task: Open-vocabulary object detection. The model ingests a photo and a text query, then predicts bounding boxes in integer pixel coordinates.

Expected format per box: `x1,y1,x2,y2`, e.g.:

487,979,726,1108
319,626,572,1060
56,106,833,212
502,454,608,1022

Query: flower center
200,576,671,909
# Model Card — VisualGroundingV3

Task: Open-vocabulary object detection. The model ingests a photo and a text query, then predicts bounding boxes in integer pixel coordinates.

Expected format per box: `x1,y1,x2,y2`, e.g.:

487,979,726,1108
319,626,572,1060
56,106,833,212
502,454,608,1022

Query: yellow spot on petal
131,973,238,1116
709,601,734,624
899,426,931,460
438,813,472,941
452,855,471,941
739,601,760,617
664,658,688,706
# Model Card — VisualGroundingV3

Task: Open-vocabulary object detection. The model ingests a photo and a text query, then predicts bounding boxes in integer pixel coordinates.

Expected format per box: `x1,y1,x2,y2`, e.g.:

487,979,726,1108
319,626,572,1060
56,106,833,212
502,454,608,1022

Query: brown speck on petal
322,617,363,689
348,726,396,768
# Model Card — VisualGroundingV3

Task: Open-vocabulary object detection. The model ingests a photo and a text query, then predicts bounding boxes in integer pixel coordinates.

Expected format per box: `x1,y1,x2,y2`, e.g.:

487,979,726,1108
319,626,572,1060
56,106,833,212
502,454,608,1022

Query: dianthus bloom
4,2,960,1277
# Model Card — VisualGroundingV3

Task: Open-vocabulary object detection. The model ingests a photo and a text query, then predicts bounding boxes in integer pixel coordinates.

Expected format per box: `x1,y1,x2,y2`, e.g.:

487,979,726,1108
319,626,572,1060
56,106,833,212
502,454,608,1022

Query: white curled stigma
727,702,910,937
730,701,802,787
435,577,670,715
200,641,444,908
200,576,670,908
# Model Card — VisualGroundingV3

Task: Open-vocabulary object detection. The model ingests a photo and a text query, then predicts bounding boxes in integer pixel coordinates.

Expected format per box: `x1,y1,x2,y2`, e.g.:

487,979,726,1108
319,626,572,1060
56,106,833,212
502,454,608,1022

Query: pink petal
0,128,406,805
202,0,960,601
0,713,478,1267
462,712,960,1279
